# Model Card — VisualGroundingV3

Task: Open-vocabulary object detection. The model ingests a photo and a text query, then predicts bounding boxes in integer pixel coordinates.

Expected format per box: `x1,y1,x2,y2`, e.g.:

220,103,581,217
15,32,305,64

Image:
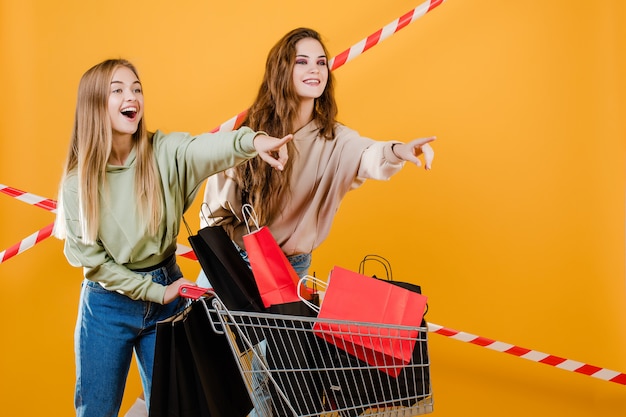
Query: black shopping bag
184,297,254,417
149,308,211,417
184,217,264,312
150,298,253,417
149,317,175,416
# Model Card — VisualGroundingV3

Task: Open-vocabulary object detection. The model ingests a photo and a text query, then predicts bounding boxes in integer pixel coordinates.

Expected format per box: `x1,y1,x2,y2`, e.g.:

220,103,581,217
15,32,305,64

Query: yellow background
1,0,625,416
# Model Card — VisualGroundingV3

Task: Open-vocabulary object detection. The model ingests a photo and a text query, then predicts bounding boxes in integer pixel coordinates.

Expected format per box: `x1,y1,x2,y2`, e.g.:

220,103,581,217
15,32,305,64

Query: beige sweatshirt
201,120,405,256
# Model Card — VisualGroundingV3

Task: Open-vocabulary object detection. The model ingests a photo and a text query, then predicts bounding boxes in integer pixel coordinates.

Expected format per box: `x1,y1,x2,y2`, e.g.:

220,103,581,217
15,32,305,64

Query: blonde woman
55,58,291,417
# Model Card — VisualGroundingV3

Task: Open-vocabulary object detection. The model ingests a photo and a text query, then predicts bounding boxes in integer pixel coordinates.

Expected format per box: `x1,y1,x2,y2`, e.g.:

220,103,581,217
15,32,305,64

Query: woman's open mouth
121,107,138,120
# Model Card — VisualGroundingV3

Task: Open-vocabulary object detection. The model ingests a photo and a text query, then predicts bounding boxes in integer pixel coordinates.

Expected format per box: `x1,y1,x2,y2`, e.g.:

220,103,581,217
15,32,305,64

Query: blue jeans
196,249,311,417
74,256,187,417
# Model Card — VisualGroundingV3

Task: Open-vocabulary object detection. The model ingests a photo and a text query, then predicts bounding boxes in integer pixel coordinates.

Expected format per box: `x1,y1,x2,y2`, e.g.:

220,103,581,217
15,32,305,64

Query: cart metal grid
195,292,433,417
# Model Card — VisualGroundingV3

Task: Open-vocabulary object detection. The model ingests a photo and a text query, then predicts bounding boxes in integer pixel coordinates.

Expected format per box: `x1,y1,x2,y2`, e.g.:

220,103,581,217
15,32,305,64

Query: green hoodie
60,128,258,303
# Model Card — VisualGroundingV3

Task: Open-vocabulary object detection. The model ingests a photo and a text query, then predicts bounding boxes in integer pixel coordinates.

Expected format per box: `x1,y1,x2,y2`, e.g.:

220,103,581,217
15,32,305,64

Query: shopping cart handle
179,284,211,300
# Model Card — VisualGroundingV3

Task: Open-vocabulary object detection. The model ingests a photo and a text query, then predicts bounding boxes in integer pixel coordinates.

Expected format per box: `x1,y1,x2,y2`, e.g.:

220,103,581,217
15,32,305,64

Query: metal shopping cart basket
181,286,433,417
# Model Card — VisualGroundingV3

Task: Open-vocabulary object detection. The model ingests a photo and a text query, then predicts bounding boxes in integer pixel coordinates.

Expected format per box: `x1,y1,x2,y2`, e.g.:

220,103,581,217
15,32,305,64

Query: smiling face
108,66,144,140
292,37,328,102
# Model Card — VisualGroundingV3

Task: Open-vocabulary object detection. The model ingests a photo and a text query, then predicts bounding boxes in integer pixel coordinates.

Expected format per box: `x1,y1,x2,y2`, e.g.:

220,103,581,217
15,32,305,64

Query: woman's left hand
393,136,436,170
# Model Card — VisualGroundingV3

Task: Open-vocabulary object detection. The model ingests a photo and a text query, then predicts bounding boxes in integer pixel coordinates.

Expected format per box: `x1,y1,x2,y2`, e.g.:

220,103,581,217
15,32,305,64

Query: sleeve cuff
384,142,404,164
239,129,268,155
146,283,168,304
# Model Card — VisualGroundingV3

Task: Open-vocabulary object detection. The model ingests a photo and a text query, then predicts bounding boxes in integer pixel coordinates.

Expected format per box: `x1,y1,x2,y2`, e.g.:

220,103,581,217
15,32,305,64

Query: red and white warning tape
176,243,197,261
209,110,248,134
0,222,55,265
209,0,446,134
329,0,445,70
428,323,626,386
0,184,58,264
0,184,57,212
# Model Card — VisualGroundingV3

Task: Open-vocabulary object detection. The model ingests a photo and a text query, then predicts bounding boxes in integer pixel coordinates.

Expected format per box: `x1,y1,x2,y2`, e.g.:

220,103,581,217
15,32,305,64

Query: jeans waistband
131,254,175,273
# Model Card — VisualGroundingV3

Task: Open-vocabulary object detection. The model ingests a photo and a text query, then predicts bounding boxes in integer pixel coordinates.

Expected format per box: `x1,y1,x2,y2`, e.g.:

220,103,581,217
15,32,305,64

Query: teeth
121,107,137,112
304,80,319,85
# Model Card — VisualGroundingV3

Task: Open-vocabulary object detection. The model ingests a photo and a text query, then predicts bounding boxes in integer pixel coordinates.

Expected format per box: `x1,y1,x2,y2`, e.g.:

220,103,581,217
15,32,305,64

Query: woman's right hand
253,134,293,171
393,136,436,170
163,277,196,304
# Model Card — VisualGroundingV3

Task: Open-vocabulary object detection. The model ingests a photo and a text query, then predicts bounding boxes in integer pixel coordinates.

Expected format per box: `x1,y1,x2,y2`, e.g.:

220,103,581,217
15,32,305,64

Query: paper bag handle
200,201,241,227
242,203,261,234
297,276,327,313
359,254,393,281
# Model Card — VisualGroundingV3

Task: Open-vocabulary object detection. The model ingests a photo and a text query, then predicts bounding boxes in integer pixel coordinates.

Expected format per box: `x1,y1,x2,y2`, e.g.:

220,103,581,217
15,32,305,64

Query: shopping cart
180,286,433,417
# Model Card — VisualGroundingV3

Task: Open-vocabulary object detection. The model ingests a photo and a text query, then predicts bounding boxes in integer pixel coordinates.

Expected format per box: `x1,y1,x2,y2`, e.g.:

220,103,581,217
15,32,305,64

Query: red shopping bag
313,266,428,377
243,225,302,308
242,204,315,308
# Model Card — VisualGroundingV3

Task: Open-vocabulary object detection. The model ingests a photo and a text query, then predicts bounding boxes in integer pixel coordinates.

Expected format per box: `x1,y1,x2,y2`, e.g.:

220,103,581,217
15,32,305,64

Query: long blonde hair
234,28,338,225
55,59,162,244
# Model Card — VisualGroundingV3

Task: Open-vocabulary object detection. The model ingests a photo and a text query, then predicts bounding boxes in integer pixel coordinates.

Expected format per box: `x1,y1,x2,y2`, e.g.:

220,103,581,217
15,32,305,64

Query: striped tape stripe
0,184,57,213
0,222,55,264
176,243,197,261
428,323,626,385
330,0,445,69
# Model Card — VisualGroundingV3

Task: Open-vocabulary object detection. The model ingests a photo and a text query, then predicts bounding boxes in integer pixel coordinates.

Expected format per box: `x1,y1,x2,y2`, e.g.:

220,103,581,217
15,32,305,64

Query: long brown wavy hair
55,59,162,243
234,28,339,225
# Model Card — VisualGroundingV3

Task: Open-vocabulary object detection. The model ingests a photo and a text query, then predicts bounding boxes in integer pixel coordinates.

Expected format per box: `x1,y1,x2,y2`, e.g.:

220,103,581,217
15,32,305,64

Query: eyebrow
110,80,142,85
296,54,327,58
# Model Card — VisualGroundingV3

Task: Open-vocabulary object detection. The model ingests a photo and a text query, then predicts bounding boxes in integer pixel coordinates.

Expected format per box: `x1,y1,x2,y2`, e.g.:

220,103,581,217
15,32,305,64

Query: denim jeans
74,256,187,417
196,249,311,417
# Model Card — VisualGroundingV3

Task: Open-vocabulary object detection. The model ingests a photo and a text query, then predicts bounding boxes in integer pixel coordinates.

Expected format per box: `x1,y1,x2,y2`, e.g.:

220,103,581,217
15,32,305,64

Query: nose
125,89,137,101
